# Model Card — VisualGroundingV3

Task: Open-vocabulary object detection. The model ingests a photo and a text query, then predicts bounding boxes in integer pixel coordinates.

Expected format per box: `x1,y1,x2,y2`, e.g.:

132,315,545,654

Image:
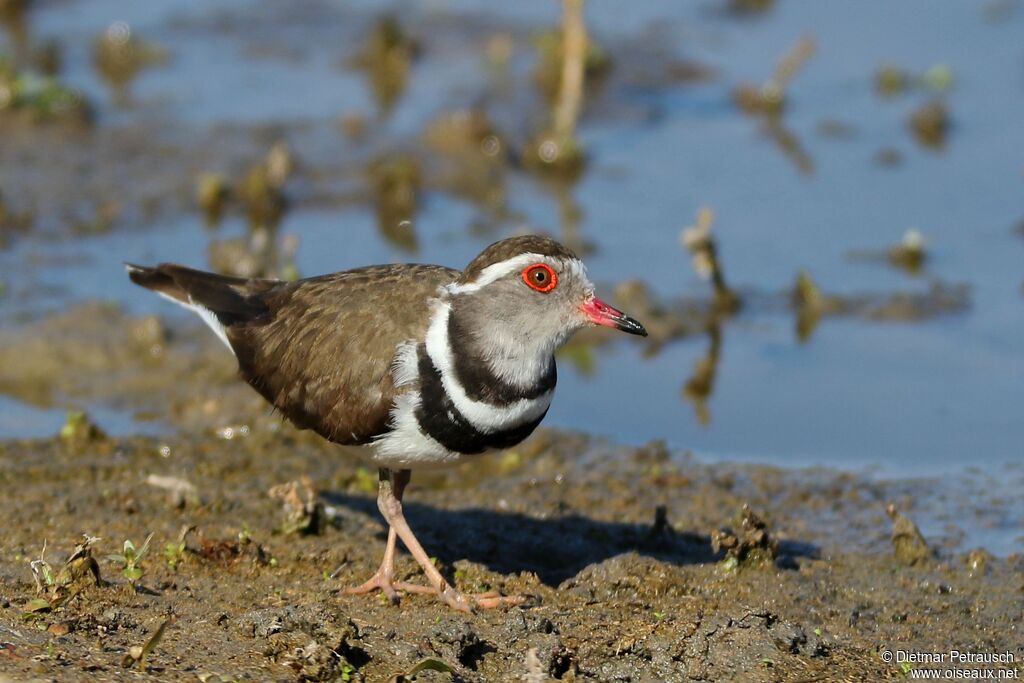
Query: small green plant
353,467,378,494
164,541,186,571
107,533,154,587
29,541,56,592
25,535,101,616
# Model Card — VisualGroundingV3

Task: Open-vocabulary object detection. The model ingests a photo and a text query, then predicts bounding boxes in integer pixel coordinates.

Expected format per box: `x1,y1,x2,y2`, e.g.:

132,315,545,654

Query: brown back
227,264,458,445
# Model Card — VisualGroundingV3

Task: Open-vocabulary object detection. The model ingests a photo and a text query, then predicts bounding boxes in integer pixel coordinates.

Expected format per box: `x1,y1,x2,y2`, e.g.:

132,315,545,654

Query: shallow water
1,0,1022,495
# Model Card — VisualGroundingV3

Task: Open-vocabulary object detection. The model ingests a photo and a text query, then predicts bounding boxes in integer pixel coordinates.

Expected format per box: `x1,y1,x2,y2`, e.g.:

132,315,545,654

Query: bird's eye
522,263,558,293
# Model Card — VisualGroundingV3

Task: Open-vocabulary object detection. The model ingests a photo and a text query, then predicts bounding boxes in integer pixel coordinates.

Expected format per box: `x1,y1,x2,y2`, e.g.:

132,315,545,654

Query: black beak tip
620,316,648,337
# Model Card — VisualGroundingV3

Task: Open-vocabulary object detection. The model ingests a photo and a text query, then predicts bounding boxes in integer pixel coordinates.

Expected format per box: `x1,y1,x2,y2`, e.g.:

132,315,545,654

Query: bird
126,235,647,612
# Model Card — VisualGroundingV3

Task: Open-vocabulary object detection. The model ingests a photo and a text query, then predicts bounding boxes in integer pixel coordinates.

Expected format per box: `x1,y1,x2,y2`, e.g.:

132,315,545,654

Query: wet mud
2,2,1023,681
0,309,1021,682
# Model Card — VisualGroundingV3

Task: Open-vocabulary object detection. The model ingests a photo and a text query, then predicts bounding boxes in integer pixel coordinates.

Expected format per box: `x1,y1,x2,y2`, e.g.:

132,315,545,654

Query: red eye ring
522,263,558,293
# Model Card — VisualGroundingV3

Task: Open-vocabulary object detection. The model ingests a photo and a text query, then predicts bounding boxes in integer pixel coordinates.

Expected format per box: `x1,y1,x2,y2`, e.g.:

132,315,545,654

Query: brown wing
226,264,457,445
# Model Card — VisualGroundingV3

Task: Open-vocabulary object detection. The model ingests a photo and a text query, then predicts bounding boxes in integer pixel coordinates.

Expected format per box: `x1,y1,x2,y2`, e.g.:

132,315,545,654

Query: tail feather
126,262,275,329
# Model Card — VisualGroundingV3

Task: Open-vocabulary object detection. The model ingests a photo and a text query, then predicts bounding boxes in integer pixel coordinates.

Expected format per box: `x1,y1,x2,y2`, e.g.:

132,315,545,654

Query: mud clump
269,476,327,536
59,410,107,449
887,502,933,566
711,504,779,567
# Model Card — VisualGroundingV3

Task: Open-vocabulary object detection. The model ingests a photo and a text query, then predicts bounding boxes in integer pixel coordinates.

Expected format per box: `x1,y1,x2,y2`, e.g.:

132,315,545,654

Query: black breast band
414,345,547,455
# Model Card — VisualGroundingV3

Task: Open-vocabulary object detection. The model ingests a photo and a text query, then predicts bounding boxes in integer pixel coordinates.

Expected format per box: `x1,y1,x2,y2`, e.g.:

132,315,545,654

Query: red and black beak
580,297,648,337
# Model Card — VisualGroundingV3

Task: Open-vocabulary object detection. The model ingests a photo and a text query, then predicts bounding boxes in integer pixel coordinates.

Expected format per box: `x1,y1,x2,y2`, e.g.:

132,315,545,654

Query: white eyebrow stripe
447,253,589,294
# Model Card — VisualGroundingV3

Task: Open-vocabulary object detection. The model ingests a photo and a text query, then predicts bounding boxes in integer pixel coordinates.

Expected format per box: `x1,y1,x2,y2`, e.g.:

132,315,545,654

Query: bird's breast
370,302,556,467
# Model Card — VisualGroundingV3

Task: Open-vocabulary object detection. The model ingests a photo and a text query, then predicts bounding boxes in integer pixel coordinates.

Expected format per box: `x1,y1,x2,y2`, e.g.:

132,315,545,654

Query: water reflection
92,22,167,106
424,109,509,226
733,36,816,175
0,0,29,62
683,321,722,426
203,142,299,279
369,154,421,253
350,16,418,118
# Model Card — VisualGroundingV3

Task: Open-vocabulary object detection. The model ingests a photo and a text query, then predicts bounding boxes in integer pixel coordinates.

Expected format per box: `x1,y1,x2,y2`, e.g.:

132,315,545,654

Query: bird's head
446,236,646,386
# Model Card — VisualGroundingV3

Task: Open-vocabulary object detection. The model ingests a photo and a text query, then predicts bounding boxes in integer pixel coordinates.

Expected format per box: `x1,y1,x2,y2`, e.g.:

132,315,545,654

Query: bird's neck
430,299,557,404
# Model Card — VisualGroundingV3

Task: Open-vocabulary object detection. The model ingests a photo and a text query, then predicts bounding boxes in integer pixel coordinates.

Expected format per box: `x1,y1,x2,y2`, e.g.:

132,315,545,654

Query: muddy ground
0,308,1021,682
2,2,1023,681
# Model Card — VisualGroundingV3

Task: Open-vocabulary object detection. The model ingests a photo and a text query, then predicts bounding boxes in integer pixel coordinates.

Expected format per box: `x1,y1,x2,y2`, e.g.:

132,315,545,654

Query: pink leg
343,525,400,603
350,468,524,612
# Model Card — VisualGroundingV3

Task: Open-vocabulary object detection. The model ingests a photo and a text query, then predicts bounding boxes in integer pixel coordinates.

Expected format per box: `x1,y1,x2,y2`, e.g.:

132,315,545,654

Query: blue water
1,0,1021,495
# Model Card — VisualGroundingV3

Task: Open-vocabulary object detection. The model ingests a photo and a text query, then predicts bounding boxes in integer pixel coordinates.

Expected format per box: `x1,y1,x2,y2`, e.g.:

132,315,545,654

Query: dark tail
125,263,273,326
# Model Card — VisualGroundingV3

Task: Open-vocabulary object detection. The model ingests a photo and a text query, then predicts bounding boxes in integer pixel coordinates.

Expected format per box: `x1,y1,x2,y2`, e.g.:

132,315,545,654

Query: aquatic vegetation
887,229,928,272
725,0,776,15
874,64,910,97
350,16,419,116
908,100,950,149
612,279,699,348
93,21,167,101
524,0,593,180
195,142,292,231
196,173,230,225
683,323,722,426
730,37,817,174
240,141,292,229
59,410,106,447
875,63,954,98
71,200,118,236
847,229,928,275
0,56,90,123
531,10,610,102
680,207,742,315
204,142,299,279
733,36,815,116
793,270,824,342
791,269,968,341
368,154,421,252
424,109,508,213
0,187,34,246
879,62,954,150
485,33,514,71
424,109,504,160
338,112,368,141
523,132,586,181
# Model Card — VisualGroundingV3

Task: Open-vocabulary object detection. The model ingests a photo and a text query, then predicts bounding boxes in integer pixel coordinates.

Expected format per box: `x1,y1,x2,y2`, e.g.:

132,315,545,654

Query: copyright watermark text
880,650,1020,679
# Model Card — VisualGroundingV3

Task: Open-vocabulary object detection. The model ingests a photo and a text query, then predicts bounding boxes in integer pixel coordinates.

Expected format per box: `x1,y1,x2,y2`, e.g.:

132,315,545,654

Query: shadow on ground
323,490,819,586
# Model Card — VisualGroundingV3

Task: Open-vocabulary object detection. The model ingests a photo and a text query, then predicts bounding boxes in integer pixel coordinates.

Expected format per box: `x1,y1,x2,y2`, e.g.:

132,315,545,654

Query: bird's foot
343,576,523,611
342,570,401,605
432,583,526,612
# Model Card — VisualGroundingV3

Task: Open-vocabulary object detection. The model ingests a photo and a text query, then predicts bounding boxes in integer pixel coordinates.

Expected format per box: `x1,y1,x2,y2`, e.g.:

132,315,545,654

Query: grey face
448,254,595,388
